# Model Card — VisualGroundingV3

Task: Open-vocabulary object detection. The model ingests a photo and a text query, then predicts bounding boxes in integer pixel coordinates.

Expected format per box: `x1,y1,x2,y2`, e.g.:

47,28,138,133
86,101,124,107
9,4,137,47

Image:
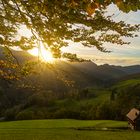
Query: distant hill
111,73,140,90
109,65,140,75
0,49,140,90
1,48,140,121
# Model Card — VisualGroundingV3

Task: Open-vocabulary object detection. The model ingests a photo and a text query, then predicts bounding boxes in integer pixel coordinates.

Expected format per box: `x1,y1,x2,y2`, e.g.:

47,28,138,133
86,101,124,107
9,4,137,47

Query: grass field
113,79,140,89
0,119,140,140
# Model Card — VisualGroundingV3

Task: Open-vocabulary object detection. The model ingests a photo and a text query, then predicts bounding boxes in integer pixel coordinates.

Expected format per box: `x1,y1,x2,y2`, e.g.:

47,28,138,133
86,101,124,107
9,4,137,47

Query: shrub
15,107,46,120
95,102,115,120
53,108,80,119
28,94,47,106
5,106,21,120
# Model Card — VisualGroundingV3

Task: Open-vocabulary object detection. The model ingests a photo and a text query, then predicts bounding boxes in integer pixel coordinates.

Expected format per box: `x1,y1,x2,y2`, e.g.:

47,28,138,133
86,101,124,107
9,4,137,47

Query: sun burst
28,46,54,63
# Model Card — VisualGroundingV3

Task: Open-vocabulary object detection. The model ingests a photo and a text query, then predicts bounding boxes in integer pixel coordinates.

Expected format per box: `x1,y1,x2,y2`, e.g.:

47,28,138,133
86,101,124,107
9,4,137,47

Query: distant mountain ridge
0,49,140,90
69,62,140,86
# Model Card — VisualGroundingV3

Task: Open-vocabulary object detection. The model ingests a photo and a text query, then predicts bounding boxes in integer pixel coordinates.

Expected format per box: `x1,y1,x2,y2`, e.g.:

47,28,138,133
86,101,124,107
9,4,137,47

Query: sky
61,4,140,66
19,4,140,66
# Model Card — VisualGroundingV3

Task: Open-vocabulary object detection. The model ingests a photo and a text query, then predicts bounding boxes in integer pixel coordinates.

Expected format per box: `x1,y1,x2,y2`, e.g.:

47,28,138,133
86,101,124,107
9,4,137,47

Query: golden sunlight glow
28,46,54,63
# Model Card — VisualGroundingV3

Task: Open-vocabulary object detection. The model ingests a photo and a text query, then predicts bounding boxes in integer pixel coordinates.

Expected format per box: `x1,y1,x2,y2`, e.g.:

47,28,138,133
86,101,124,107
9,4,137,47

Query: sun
28,46,54,63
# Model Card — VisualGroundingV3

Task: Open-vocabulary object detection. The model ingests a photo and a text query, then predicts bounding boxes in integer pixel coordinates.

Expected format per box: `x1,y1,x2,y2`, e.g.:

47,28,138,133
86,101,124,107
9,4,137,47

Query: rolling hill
1,49,140,121
0,49,140,91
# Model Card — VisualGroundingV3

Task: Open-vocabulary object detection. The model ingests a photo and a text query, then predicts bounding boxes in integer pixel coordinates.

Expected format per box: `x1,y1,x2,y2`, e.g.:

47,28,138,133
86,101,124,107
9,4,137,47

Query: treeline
0,83,140,121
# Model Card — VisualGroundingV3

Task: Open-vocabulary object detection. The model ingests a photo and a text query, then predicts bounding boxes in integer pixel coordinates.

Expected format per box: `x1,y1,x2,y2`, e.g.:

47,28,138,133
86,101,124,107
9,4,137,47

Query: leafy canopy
0,0,140,80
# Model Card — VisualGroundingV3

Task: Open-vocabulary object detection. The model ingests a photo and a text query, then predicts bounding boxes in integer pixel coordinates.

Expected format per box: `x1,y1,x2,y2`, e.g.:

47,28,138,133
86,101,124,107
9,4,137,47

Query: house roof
126,108,140,122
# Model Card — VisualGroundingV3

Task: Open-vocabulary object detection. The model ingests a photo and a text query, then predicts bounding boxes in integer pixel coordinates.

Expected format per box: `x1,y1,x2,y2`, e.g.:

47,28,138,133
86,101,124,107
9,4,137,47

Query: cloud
92,58,140,66
60,5,140,66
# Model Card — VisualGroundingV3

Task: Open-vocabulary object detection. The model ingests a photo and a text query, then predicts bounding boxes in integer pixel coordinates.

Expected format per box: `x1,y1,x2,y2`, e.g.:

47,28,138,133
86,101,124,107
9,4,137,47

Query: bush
16,110,34,120
5,106,21,120
95,102,115,120
16,108,46,120
28,94,47,106
79,111,89,120
53,108,80,119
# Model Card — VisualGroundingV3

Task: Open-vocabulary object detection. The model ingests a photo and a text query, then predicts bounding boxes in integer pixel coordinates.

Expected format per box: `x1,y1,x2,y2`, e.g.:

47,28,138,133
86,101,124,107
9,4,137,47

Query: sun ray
28,46,54,63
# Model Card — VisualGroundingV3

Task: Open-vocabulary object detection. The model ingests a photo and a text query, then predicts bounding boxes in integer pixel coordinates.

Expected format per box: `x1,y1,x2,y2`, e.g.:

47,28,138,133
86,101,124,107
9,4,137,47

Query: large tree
0,0,140,80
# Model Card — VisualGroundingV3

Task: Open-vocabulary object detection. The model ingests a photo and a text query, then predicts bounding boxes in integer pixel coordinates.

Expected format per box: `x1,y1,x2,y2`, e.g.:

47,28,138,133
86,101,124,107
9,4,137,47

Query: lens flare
28,46,54,63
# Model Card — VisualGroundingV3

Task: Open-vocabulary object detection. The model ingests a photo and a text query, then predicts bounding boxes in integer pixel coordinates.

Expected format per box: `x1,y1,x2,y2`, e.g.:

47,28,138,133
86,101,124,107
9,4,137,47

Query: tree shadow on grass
73,127,129,132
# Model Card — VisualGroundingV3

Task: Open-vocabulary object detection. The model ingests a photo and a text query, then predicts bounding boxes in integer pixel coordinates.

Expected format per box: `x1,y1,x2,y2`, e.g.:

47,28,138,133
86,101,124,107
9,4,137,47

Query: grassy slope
58,76,140,110
112,78,140,89
53,88,111,111
79,77,140,106
0,119,140,140
78,88,110,107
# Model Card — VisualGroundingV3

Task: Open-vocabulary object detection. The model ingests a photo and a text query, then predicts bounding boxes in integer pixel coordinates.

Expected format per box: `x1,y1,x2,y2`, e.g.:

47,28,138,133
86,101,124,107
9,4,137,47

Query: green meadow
0,119,140,140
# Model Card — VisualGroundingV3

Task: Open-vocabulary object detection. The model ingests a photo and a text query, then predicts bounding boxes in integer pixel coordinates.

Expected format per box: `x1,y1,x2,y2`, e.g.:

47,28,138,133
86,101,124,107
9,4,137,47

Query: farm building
126,108,140,130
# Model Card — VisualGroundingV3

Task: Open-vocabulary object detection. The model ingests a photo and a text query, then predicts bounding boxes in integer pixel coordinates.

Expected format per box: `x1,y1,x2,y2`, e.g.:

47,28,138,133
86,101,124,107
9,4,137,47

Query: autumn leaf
70,0,78,7
115,0,122,7
86,4,95,16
